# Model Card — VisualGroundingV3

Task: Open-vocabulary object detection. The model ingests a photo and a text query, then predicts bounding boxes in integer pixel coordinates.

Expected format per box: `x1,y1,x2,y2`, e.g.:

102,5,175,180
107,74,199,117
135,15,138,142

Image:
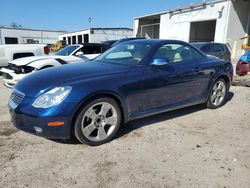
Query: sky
0,0,203,32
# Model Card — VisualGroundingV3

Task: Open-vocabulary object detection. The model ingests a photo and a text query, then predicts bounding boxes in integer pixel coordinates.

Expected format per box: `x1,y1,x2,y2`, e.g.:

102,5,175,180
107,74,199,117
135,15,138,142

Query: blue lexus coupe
9,40,233,145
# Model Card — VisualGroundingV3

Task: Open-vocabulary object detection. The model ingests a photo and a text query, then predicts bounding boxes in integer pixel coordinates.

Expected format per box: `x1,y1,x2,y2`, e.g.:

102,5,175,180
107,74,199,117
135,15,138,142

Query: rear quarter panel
204,59,232,99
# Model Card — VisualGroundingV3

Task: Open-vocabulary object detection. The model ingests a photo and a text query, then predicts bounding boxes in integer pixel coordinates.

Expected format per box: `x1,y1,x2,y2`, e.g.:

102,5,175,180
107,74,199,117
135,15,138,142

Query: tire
74,97,121,146
206,79,227,109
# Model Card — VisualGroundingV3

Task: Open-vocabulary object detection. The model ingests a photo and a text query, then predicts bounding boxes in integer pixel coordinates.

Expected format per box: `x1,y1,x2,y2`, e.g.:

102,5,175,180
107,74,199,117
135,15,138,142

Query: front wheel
74,98,121,146
206,79,227,109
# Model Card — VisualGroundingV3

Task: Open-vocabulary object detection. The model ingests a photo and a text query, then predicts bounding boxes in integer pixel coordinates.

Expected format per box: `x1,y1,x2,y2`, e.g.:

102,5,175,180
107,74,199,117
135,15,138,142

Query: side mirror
75,51,84,56
151,57,170,66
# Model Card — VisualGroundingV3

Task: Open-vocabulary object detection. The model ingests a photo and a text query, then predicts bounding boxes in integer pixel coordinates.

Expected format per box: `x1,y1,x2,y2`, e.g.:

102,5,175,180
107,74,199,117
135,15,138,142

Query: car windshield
95,43,152,65
55,45,80,56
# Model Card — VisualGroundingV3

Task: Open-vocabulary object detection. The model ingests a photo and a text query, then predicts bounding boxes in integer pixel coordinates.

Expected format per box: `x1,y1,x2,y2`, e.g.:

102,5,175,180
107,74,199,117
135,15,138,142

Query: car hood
15,61,131,97
10,55,83,66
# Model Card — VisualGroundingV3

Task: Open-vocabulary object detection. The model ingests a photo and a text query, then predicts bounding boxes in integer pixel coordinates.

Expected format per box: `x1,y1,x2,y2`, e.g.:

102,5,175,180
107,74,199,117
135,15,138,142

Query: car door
142,43,206,112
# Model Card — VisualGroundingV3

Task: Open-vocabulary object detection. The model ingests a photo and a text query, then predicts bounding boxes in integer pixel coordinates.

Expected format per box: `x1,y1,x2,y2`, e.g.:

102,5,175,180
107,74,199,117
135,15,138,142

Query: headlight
32,86,72,108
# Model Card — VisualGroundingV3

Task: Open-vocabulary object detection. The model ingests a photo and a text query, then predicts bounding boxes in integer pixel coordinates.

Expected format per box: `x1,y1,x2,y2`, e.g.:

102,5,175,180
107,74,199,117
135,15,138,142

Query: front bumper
9,96,77,139
10,108,72,139
3,78,17,88
0,67,32,88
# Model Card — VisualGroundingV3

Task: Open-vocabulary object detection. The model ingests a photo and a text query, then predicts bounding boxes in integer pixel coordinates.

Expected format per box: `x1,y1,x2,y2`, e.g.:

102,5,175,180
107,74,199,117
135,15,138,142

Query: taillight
44,46,50,55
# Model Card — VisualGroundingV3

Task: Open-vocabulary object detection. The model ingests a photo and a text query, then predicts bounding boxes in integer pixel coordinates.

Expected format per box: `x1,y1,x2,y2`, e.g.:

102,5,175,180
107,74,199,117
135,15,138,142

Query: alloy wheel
210,80,226,106
81,102,118,142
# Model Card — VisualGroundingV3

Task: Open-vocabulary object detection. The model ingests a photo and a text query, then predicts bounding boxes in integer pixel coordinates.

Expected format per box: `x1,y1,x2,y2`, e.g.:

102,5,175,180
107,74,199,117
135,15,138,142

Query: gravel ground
0,78,250,188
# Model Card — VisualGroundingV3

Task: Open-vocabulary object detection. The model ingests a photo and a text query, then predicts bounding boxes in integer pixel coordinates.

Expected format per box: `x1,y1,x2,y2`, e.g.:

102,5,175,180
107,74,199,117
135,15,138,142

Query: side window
78,46,102,54
154,43,203,63
13,52,34,60
190,46,204,59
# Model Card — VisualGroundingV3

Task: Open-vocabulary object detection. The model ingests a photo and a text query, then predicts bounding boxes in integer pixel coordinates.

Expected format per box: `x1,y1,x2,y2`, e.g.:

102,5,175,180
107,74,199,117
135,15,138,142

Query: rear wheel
206,79,227,109
74,97,121,146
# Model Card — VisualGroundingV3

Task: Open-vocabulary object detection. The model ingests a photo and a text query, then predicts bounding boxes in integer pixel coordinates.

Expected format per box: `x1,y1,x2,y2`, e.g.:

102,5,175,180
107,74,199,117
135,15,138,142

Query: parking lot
0,78,249,188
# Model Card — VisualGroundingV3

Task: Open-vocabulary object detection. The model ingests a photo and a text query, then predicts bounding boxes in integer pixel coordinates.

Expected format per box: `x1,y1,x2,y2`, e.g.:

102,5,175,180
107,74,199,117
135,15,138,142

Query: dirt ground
0,77,250,188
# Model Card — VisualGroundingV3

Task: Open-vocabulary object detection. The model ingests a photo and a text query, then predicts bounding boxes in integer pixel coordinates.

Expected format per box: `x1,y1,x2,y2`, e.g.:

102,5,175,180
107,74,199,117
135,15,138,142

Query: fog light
34,126,42,133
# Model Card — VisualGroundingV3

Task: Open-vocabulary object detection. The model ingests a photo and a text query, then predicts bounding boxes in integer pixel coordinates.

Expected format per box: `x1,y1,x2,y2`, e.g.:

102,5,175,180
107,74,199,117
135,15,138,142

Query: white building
58,28,133,45
134,0,250,59
0,26,66,45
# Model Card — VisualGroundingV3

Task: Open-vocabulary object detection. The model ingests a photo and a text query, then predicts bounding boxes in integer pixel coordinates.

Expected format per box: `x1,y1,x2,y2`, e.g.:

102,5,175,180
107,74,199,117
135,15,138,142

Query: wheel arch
206,73,231,101
213,74,231,91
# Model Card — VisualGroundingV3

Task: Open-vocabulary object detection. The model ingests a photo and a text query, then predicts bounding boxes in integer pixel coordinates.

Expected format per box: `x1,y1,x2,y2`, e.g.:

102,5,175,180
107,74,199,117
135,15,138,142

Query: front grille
9,90,25,109
2,72,13,79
